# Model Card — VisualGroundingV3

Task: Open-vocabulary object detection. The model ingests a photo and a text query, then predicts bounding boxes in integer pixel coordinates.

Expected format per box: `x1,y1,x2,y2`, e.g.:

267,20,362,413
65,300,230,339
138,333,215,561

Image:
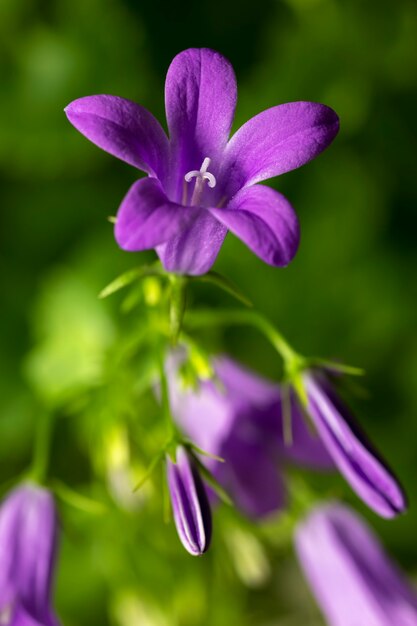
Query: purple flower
0,483,60,626
295,502,417,626
298,370,406,518
65,48,339,275
167,354,332,519
166,445,212,556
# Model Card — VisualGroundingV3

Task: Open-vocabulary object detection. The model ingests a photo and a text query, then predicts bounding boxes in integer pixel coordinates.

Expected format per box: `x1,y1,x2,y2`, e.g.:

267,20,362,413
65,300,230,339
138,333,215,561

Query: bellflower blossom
0,483,60,626
295,370,406,518
166,353,332,519
166,445,212,556
295,503,417,626
65,48,339,275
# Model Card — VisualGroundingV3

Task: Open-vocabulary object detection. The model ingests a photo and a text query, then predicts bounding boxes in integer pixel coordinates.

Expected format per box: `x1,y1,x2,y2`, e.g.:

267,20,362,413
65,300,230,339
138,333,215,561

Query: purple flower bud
0,483,60,626
295,503,417,626
300,371,406,518
166,446,212,556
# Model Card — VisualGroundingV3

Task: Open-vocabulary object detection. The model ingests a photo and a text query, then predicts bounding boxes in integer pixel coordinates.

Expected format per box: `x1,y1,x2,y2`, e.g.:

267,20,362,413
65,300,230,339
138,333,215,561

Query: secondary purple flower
166,445,212,556
167,354,332,519
65,48,339,275
296,370,406,518
295,503,417,626
0,483,60,626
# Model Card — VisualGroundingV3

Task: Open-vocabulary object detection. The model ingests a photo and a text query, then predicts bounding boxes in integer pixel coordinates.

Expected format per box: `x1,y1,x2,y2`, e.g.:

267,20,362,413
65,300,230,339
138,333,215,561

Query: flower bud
295,503,417,626
166,446,212,556
301,371,406,518
0,482,60,625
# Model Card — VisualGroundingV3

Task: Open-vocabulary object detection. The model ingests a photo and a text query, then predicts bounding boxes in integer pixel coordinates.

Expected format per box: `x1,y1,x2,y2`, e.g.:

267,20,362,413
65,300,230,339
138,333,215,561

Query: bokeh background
1,0,417,624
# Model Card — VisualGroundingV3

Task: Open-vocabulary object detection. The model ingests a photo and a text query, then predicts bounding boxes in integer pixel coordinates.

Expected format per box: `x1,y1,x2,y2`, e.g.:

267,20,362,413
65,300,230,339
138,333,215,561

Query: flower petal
305,374,406,518
156,213,227,275
209,185,300,267
216,439,285,519
166,353,285,519
222,101,339,192
165,48,237,199
115,178,200,252
10,606,46,626
295,504,417,626
65,95,169,179
279,394,334,469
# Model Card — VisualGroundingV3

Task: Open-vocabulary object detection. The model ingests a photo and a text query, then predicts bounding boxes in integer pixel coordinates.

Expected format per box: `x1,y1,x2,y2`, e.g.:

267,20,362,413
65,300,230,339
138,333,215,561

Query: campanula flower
166,353,332,519
166,445,212,556
65,48,339,275
296,370,406,518
295,503,417,626
0,483,60,626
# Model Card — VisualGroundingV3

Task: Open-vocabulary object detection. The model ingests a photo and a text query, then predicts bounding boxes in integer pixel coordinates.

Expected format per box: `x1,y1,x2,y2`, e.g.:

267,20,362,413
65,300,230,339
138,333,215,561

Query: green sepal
165,439,180,463
99,262,164,299
186,442,225,464
51,480,107,515
190,271,253,308
161,461,171,524
133,452,164,492
121,284,143,312
309,358,365,376
190,452,232,506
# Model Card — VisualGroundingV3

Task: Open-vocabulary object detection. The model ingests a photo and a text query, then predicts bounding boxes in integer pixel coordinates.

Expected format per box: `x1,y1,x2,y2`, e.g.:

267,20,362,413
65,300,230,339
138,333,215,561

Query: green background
1,0,417,624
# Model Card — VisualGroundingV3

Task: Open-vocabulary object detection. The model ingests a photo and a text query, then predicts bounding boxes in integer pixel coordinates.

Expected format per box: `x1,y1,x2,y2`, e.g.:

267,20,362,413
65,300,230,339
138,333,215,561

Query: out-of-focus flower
65,48,339,275
0,483,60,626
166,445,212,556
102,425,146,512
225,527,271,588
295,502,417,626
295,370,406,518
112,590,169,626
167,354,332,519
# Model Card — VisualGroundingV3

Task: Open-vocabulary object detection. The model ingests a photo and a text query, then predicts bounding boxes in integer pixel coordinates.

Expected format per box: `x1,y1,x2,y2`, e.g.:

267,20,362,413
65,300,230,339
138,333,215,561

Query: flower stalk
168,275,188,345
30,410,54,484
184,307,301,368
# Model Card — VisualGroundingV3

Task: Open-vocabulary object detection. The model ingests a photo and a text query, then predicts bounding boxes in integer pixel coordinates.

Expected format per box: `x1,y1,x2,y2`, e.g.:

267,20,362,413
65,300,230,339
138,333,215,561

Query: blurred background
1,0,417,624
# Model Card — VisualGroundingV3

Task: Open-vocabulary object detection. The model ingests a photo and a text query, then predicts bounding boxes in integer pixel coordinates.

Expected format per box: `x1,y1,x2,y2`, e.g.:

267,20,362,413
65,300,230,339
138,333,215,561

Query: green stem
184,308,300,365
157,348,177,440
30,410,54,484
168,275,188,345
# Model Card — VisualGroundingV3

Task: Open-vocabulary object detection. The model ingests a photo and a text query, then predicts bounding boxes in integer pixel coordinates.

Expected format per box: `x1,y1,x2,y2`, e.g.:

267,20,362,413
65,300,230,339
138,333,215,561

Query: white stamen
184,157,217,189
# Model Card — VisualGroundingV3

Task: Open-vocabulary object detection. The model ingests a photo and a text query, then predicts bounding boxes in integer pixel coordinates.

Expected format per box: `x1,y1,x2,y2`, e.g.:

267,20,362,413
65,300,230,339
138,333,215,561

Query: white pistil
184,157,217,206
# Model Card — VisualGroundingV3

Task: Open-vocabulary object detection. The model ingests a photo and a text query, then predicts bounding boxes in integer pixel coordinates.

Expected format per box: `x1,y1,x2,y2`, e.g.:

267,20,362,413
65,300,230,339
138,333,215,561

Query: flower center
184,157,216,206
